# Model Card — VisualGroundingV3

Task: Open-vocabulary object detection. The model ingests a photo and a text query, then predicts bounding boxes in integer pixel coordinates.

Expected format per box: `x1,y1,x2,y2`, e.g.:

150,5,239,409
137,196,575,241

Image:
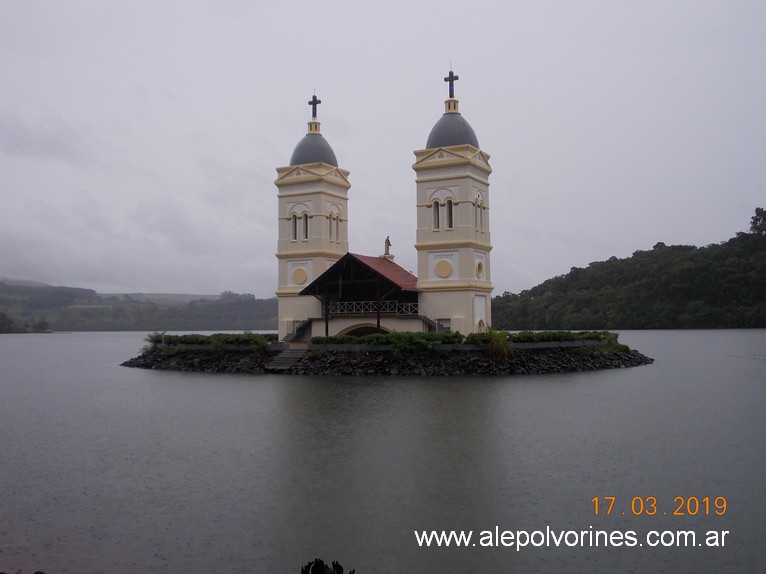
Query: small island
121,330,653,376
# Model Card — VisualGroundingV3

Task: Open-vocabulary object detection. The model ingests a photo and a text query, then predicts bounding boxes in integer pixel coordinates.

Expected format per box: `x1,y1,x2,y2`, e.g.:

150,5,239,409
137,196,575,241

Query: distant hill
0,283,277,332
492,217,766,329
0,276,52,288
5,209,764,333
99,292,221,305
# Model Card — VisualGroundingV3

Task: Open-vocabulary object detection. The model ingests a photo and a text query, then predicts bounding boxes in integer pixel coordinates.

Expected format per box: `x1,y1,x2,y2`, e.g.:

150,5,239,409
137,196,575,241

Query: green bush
311,331,464,347
179,334,212,345
487,329,510,360
440,331,466,344
509,330,616,344
465,332,492,345
209,332,271,346
144,331,272,348
311,335,359,345
307,330,617,349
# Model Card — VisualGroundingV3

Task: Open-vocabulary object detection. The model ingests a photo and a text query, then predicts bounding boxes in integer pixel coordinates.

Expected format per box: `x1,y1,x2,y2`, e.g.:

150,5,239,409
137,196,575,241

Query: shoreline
121,345,654,376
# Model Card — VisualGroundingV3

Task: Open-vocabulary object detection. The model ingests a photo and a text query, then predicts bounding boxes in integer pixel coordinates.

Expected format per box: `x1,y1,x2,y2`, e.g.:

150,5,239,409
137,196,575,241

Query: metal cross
444,70,459,98
308,94,321,118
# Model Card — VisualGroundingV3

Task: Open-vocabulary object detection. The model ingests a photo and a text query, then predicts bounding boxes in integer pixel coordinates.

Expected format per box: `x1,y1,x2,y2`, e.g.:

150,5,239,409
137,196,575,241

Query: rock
122,346,653,377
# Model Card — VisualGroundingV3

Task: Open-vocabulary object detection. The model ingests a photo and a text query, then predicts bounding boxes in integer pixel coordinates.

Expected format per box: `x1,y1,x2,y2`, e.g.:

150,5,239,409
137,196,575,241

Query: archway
338,323,392,337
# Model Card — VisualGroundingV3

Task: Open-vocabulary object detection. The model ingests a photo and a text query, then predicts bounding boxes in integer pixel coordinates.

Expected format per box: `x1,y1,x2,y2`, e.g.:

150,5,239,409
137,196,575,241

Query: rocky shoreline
121,345,654,376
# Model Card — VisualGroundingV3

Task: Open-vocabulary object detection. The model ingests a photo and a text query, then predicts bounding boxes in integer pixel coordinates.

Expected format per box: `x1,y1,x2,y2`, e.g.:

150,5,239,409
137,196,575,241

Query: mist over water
1,330,764,572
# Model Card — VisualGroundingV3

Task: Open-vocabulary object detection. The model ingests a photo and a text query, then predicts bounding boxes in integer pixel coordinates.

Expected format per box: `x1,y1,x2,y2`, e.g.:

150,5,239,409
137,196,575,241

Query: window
328,214,341,242
474,199,484,232
432,200,440,230
446,199,454,229
302,213,309,240
291,214,298,240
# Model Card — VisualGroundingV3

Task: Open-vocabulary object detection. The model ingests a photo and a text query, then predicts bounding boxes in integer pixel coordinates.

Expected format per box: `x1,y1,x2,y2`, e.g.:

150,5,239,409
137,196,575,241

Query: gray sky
2,1,764,297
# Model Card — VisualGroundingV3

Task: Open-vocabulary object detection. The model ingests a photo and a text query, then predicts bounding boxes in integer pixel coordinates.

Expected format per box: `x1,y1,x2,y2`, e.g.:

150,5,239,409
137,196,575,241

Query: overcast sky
2,1,764,297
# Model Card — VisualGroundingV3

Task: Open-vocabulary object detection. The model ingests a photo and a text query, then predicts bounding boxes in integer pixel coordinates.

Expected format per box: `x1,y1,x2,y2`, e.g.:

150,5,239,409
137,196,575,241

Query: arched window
432,200,440,230
302,213,309,240
291,214,298,240
328,212,341,242
446,199,454,229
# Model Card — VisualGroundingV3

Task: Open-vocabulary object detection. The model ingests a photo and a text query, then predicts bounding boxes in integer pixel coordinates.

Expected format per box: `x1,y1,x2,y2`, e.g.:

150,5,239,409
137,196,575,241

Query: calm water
0,330,764,573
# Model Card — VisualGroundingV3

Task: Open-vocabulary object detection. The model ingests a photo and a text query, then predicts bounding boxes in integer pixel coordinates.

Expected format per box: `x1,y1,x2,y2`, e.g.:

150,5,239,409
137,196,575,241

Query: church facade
275,73,493,341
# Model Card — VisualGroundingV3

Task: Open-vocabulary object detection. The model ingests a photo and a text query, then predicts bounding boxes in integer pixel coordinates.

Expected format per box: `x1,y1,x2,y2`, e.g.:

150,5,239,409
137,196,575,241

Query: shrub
315,331,475,346
440,331,465,344
509,330,617,344
487,329,510,360
465,332,492,345
310,331,464,351
144,332,272,348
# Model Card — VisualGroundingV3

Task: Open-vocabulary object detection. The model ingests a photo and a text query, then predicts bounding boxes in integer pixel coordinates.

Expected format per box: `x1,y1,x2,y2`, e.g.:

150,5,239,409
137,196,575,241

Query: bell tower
275,95,350,340
413,71,493,334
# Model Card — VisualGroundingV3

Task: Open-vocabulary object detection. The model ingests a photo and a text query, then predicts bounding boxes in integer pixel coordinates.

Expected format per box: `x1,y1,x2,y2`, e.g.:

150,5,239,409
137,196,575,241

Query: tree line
3,208,764,333
0,286,277,333
491,208,766,329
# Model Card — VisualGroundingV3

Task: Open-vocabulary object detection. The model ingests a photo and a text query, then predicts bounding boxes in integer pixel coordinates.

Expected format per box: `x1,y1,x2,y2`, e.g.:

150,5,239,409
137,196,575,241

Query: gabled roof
348,253,418,291
299,252,418,297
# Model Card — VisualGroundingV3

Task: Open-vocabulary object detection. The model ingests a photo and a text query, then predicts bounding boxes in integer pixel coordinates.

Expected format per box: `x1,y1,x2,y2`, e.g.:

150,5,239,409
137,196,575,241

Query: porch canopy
300,253,419,332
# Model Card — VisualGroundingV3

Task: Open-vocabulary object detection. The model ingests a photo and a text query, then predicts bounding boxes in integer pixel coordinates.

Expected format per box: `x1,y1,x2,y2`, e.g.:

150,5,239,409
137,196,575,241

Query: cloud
1,0,764,296
0,113,95,164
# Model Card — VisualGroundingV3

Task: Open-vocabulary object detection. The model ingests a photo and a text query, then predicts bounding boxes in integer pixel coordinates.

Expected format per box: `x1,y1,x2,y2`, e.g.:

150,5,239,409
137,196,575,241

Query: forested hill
0,286,277,333
492,216,766,330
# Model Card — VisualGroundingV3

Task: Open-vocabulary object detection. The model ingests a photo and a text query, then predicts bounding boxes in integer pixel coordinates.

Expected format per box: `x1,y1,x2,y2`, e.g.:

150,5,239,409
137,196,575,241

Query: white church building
275,72,494,341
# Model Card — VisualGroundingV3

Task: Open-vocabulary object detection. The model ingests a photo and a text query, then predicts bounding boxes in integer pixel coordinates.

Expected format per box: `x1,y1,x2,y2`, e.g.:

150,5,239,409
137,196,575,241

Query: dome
426,112,480,149
289,133,338,167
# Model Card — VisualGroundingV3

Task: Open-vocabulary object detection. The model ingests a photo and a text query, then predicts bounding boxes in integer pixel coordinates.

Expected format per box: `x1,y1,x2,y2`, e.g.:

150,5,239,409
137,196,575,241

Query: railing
285,319,311,342
323,301,447,332
327,301,420,316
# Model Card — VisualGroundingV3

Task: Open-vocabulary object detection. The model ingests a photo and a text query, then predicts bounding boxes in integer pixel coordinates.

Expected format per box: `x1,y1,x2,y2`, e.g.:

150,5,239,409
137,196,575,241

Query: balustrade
325,301,420,316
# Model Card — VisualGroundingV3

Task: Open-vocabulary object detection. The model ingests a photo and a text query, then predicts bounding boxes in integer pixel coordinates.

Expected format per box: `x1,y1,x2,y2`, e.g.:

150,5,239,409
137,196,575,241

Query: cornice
415,168,490,185
417,282,494,293
413,146,492,176
276,250,345,260
275,289,310,297
277,186,350,200
275,163,351,189
415,240,493,251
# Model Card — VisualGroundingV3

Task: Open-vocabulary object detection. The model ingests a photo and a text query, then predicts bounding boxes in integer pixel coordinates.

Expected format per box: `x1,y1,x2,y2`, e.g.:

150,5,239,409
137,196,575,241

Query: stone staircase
284,319,312,343
264,347,307,373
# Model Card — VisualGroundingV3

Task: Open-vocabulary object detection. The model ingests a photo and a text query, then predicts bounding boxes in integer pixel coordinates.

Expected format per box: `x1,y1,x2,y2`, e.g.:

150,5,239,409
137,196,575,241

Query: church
275,72,493,341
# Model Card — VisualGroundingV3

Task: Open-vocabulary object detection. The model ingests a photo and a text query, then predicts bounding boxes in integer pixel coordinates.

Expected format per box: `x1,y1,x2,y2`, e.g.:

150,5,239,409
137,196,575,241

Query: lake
1,330,764,573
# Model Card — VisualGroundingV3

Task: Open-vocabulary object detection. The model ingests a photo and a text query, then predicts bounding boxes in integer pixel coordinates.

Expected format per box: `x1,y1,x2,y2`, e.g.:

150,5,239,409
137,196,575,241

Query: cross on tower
444,70,459,99
308,94,321,118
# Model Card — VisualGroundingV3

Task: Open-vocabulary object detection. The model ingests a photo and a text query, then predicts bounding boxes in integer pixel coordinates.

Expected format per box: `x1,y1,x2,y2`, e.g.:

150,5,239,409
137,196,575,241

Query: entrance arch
338,323,392,337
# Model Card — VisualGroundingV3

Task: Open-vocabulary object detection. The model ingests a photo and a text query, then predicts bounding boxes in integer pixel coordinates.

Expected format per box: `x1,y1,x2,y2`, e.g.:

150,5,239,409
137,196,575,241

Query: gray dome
289,133,338,166
426,113,479,149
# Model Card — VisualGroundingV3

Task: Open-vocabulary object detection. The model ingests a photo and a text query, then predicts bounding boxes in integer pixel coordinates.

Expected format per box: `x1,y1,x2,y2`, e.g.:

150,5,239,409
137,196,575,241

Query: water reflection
0,331,763,572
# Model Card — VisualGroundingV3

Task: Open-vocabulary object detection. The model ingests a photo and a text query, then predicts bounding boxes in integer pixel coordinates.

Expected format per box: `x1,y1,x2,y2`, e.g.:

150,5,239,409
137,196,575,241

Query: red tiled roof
349,253,419,291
